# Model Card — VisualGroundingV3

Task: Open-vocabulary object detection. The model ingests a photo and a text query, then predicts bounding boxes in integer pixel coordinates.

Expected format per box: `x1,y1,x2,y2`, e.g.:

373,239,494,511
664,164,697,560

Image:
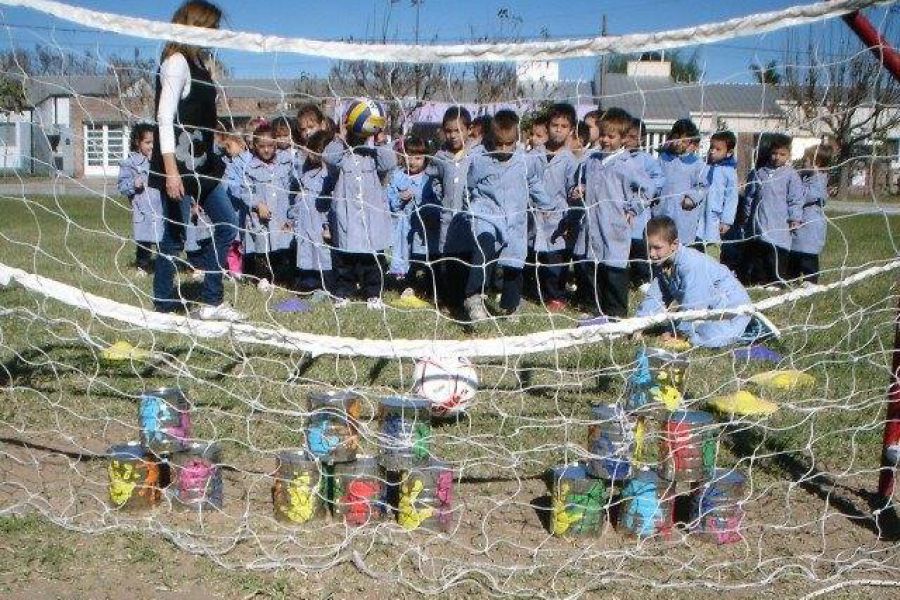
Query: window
0,123,16,147
83,123,129,175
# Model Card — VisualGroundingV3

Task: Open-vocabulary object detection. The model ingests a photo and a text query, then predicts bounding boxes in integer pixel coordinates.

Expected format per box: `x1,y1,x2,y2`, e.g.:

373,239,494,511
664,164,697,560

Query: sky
0,0,896,84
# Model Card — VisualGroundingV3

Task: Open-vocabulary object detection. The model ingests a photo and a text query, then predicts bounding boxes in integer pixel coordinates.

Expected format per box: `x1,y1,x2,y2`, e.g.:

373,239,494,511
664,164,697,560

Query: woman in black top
150,0,243,321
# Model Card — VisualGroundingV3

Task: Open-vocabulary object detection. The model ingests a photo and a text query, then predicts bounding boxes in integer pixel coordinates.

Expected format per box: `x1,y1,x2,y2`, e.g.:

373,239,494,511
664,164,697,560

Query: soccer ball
413,356,478,417
344,98,386,136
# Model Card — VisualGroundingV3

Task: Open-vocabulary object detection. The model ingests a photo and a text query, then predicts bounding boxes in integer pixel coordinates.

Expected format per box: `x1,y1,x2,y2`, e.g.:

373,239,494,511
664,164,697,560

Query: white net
1,1,899,597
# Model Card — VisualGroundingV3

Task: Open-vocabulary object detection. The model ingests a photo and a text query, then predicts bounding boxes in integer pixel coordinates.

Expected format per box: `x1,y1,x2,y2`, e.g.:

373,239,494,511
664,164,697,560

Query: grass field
0,194,899,598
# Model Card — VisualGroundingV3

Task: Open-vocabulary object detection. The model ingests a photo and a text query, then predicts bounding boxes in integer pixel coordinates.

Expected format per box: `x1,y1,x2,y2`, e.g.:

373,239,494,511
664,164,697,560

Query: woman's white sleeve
156,54,191,156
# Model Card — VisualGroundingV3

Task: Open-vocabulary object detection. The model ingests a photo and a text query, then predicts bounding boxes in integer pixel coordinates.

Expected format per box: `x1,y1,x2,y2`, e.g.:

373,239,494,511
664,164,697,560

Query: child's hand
133,176,145,191
399,189,413,203
322,224,332,242
788,220,801,230
719,223,731,235
256,202,271,221
681,196,697,210
625,212,635,226
281,221,293,233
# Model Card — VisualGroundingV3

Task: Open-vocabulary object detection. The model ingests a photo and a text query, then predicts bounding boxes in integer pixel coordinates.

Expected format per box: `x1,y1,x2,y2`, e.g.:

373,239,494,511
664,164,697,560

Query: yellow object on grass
748,370,815,392
389,295,431,310
100,341,152,363
708,390,779,417
660,337,691,351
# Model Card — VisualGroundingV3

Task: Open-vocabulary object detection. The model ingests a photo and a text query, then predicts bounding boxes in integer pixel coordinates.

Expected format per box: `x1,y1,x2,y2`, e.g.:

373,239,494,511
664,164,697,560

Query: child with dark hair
744,133,803,289
583,110,601,149
791,143,833,285
232,123,296,291
464,109,553,321
296,103,327,146
570,120,591,159
652,118,708,246
697,130,739,251
575,108,653,320
528,112,550,150
625,117,665,289
469,114,492,148
426,105,477,311
272,115,295,152
530,102,579,311
118,123,164,276
387,135,437,303
635,216,752,348
291,128,336,293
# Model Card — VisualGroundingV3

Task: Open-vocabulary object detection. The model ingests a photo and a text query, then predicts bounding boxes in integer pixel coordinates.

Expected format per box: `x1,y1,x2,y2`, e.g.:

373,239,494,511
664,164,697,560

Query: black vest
149,54,224,202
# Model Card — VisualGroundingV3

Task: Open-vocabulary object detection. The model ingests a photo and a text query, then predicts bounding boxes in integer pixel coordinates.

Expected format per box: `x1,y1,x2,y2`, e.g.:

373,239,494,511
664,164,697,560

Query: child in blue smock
386,135,437,300
290,129,335,293
118,123,163,277
697,130,739,251
636,216,752,348
231,123,296,290
426,106,478,310
625,117,665,289
576,109,653,319
323,112,396,309
530,103,579,311
744,133,803,288
463,109,554,321
652,119,707,247
791,144,833,285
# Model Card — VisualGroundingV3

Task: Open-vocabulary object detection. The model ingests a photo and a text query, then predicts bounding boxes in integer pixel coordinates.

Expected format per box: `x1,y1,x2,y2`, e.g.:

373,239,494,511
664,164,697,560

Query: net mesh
0,1,899,597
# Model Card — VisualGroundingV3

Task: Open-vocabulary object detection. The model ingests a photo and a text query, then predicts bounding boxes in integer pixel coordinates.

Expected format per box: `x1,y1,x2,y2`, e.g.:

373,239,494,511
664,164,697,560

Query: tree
750,60,781,84
0,77,26,114
606,50,702,82
782,16,900,193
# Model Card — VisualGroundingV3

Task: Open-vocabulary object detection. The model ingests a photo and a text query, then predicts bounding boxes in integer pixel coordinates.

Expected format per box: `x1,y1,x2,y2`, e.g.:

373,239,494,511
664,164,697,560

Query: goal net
0,0,898,596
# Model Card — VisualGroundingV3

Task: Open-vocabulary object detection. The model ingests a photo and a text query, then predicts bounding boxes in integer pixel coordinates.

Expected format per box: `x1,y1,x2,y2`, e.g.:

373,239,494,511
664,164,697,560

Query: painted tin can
548,463,609,536
377,396,432,471
272,450,327,524
306,390,362,464
107,442,162,510
397,460,456,532
138,387,191,455
659,410,716,483
626,347,688,416
691,468,746,544
586,403,638,481
618,467,675,539
332,456,388,526
170,442,223,510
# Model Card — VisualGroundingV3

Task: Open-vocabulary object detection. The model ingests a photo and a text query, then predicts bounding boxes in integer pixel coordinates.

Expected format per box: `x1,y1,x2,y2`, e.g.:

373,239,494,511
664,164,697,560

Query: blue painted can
306,390,362,464
691,468,746,544
618,468,675,539
586,403,636,481
138,387,191,455
625,347,688,416
377,396,432,472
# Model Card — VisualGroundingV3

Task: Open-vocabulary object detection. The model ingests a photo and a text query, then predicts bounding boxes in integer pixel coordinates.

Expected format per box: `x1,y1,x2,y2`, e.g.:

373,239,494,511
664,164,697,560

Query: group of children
118,99,832,345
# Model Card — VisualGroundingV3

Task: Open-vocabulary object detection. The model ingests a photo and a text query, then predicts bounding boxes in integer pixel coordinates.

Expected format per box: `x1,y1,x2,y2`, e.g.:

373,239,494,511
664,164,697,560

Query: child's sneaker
333,297,351,309
545,299,567,312
464,296,490,322
367,297,386,311
134,268,148,278
192,302,245,322
638,282,651,294
190,269,205,282
257,278,273,292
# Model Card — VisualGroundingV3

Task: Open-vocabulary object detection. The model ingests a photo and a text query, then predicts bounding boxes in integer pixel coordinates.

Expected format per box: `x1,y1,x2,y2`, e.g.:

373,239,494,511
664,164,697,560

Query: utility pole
598,14,608,110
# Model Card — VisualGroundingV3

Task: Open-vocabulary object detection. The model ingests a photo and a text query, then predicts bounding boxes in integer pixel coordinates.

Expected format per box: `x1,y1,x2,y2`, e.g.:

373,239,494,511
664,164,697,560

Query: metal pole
841,10,900,81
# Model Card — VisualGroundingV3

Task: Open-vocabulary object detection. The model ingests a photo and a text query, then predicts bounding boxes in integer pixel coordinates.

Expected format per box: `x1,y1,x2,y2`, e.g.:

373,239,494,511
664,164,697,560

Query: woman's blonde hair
160,1,223,64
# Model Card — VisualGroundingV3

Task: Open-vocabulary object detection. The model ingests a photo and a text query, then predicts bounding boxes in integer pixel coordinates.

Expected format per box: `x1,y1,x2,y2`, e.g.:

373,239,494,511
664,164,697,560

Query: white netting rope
0,0,892,62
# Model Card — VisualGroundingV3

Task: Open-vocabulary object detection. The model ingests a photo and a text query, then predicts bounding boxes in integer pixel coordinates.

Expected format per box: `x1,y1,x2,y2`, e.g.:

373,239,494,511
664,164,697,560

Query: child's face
274,124,293,150
770,146,791,168
405,153,426,175
138,132,154,158
585,116,600,145
224,137,245,158
489,126,518,158
254,135,277,162
468,123,483,143
546,116,571,148
442,119,467,152
667,134,696,155
647,232,679,265
298,114,322,143
708,139,731,163
598,123,624,152
529,123,548,148
624,126,640,151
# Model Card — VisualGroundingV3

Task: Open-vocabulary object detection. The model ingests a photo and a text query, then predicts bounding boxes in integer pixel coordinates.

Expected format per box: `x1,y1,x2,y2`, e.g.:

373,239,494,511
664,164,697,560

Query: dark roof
594,73,783,122
22,75,114,105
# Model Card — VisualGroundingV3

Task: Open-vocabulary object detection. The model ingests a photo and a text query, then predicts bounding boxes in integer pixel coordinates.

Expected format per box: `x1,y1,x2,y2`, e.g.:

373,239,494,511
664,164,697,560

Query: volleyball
413,356,478,417
344,98,386,136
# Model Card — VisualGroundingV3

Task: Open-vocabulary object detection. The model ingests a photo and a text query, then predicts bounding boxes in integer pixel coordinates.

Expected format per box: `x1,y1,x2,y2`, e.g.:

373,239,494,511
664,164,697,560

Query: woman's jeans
153,183,237,311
